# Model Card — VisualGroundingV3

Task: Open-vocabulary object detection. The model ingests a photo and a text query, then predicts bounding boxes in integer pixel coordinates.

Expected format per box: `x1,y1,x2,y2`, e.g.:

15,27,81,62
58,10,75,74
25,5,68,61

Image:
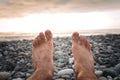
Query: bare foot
27,30,54,80
72,32,98,80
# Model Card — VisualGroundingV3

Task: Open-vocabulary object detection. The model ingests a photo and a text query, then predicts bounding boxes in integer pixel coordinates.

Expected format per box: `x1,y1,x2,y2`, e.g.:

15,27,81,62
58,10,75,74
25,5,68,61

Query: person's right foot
27,30,54,80
72,32,98,80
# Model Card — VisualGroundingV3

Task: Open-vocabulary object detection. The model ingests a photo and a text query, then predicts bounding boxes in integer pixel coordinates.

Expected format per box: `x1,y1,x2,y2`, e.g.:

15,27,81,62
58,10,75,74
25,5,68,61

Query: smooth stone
9,46,14,51
14,65,22,71
72,65,74,68
95,70,103,77
61,74,71,78
57,69,74,76
55,51,63,55
19,52,30,56
69,57,74,64
26,63,32,67
26,73,31,77
114,76,120,80
106,46,113,53
55,78,65,80
103,69,118,78
27,69,34,73
19,59,25,63
94,65,106,69
114,63,120,74
0,72,11,80
3,50,8,55
99,77,107,80
14,72,26,78
12,78,23,80
107,76,113,80
0,53,2,57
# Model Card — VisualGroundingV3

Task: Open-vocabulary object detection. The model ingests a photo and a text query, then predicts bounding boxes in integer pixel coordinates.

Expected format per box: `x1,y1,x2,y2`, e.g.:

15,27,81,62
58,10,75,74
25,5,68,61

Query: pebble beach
0,34,120,80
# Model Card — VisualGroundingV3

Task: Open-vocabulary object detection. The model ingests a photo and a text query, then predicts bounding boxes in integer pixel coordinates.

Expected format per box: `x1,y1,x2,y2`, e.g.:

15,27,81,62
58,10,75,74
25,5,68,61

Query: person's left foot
71,32,98,80
27,30,54,80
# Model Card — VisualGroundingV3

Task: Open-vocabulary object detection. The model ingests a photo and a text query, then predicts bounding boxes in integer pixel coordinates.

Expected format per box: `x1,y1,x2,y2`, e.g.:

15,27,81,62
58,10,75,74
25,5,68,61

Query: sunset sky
0,0,120,33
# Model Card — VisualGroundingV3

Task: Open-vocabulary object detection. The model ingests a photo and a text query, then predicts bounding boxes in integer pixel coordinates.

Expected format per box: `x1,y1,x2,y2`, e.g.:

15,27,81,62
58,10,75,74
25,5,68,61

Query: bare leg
72,32,98,80
27,30,54,80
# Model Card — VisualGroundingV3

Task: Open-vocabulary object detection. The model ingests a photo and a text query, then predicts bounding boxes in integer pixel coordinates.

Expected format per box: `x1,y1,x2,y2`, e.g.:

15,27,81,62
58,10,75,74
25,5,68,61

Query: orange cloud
0,0,120,18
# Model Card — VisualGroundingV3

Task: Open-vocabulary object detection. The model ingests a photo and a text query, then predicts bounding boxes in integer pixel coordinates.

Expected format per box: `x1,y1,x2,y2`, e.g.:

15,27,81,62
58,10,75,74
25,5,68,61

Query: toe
32,32,46,47
79,35,91,51
79,35,84,45
72,32,80,44
32,37,38,47
39,32,46,43
45,30,52,41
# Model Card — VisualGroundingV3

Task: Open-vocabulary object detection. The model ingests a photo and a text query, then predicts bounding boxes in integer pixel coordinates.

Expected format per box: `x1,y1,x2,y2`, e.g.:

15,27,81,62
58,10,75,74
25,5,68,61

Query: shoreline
0,33,120,41
0,29,120,41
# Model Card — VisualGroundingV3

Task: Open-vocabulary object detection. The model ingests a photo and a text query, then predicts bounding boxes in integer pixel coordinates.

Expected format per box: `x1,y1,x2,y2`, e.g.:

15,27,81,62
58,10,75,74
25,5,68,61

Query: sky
0,0,120,33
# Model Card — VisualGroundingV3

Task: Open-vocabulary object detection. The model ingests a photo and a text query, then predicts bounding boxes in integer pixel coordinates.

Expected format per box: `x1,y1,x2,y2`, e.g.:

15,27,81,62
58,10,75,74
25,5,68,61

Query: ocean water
0,29,120,41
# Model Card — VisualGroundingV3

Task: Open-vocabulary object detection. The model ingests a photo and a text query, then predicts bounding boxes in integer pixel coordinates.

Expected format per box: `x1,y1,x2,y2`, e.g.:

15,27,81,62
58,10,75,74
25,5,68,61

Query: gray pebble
0,53,2,57
61,74,71,78
57,69,74,76
99,77,107,80
107,76,113,80
114,63,120,74
55,78,65,80
26,73,31,77
12,78,23,80
0,72,11,80
69,57,74,64
95,70,103,77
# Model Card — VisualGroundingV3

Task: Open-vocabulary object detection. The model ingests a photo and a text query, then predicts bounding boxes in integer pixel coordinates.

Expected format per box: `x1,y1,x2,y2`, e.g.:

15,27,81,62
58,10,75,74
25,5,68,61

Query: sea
0,29,120,41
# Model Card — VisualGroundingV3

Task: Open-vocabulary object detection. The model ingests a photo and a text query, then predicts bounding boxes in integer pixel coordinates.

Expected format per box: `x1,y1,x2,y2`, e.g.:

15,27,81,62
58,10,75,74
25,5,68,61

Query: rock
114,63,120,74
103,69,118,78
14,72,26,78
99,77,107,80
95,70,103,77
19,52,29,56
3,50,8,56
27,69,34,73
26,63,32,68
26,73,31,77
57,69,74,76
69,57,74,64
94,65,106,69
107,76,113,80
19,58,25,63
61,74,71,78
0,53,3,57
14,65,22,71
107,46,113,53
9,46,15,51
0,72,11,80
12,78,23,80
114,76,120,80
55,78,65,80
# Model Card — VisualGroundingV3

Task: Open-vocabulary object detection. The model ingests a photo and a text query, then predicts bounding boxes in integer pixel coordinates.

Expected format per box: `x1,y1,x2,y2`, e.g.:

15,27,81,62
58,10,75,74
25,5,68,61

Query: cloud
0,0,120,18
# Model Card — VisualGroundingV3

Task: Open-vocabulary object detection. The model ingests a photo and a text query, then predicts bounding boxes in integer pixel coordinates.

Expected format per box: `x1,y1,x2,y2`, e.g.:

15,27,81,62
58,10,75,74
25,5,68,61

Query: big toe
45,30,52,41
72,32,80,44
